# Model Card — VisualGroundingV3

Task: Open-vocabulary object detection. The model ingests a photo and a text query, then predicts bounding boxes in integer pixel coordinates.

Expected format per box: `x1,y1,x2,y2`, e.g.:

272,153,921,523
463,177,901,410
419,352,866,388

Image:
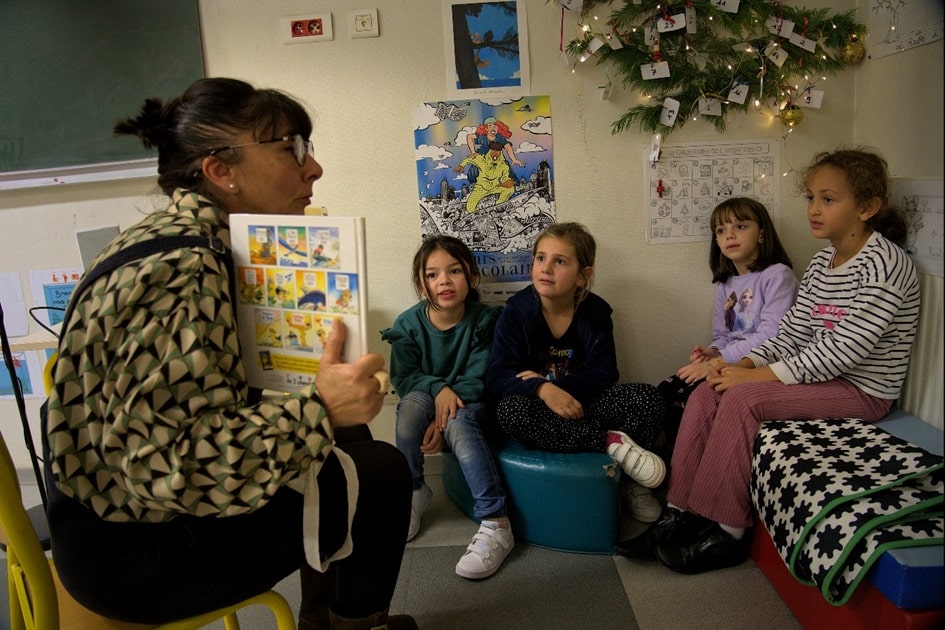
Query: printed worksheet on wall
229,214,368,393
641,138,781,244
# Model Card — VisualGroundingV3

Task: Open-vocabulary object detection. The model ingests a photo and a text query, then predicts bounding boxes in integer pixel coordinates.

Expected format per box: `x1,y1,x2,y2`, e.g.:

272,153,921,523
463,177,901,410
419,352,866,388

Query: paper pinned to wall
642,138,780,244
890,178,944,277
0,272,29,337
28,268,83,327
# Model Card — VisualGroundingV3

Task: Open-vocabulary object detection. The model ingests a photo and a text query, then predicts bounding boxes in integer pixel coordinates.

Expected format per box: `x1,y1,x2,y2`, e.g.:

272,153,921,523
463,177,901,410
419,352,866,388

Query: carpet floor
3,456,801,629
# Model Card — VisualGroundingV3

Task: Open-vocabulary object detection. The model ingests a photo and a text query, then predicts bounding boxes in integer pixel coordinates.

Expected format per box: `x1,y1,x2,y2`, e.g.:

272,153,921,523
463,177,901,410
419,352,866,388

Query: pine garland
562,0,867,135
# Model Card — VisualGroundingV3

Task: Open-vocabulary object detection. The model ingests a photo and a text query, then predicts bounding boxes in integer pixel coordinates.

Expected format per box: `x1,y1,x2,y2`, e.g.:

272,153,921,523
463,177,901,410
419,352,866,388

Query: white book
229,213,368,393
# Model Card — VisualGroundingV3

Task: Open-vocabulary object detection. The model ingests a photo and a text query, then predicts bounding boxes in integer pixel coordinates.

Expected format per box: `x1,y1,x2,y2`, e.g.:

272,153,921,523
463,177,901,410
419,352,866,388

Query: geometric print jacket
46,189,333,522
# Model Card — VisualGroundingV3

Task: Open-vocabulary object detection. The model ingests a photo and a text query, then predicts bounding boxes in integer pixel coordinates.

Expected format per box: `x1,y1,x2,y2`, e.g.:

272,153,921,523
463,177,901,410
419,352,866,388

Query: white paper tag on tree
798,88,824,108
727,77,750,104
699,97,723,116
789,31,817,53
657,13,686,33
766,17,795,37
641,61,671,79
764,41,789,67
660,98,680,126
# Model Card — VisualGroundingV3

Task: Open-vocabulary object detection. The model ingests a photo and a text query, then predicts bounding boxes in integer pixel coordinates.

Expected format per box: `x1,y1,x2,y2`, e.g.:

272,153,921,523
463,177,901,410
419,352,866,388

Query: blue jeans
395,391,506,520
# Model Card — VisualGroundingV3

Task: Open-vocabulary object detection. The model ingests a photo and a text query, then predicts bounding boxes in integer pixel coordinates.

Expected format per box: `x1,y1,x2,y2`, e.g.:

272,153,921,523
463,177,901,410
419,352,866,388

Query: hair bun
113,97,171,150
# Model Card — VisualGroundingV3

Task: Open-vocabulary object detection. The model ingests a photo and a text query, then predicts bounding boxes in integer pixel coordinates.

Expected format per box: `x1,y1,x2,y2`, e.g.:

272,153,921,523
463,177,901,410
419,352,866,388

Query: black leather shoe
615,507,708,559
655,522,749,574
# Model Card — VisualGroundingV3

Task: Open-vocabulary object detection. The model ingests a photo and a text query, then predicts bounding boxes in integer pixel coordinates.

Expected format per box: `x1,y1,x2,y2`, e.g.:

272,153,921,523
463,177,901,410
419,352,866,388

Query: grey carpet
391,545,637,629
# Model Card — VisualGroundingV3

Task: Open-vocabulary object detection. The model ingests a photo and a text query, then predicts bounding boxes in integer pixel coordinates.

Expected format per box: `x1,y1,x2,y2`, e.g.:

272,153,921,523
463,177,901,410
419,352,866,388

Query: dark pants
655,374,701,453
45,426,411,624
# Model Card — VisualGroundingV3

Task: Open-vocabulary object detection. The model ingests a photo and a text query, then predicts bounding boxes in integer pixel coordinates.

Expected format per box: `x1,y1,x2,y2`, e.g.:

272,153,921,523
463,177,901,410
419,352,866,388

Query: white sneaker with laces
624,480,662,523
455,520,514,580
407,484,433,542
606,430,666,488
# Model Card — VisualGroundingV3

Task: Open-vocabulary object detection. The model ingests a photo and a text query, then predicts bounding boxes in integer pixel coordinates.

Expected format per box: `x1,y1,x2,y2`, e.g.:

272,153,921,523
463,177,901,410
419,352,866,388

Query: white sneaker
455,520,514,580
606,430,666,488
623,480,662,523
407,484,433,542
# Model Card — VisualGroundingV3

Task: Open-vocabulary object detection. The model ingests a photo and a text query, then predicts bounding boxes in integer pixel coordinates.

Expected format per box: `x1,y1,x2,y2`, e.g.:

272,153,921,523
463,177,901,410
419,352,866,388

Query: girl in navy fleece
487,223,667,493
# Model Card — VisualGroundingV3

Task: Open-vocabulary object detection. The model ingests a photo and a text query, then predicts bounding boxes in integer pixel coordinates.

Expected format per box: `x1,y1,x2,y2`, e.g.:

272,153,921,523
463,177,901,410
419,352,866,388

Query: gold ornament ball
840,38,866,64
780,105,804,128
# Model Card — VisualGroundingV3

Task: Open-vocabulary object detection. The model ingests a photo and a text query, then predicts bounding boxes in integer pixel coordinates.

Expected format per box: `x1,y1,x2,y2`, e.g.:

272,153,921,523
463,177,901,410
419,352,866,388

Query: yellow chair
0,428,296,630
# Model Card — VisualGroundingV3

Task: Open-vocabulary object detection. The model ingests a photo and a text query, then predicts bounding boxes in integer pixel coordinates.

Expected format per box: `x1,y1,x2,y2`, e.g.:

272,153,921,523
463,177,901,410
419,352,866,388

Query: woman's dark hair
799,147,908,248
532,222,596,306
412,234,480,309
709,197,793,283
113,77,313,200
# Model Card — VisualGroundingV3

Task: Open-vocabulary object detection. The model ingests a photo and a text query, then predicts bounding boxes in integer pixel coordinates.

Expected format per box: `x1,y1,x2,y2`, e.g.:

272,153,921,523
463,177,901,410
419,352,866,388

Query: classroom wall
1,0,942,470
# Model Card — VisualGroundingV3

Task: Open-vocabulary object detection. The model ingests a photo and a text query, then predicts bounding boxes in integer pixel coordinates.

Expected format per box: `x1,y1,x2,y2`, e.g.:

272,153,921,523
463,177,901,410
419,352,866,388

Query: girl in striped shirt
618,148,920,574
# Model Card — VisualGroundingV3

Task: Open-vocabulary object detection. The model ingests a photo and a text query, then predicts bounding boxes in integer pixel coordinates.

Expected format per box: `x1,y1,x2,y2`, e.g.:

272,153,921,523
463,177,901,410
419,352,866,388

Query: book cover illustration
266,268,297,309
237,267,266,306
247,225,277,265
327,272,360,315
309,226,341,268
277,225,310,267
295,269,327,311
230,214,368,393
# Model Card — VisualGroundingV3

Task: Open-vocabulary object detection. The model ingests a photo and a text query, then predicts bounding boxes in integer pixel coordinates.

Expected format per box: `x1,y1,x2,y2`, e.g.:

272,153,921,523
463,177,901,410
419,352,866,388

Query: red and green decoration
561,1,867,135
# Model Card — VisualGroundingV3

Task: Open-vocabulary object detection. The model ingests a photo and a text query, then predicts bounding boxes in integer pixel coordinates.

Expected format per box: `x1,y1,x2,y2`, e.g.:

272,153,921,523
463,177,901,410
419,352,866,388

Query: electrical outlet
280,13,333,44
349,9,379,39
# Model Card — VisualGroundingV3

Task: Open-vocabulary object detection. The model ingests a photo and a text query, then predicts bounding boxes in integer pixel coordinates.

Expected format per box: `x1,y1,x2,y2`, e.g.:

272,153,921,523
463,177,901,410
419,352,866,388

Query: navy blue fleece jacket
486,287,619,407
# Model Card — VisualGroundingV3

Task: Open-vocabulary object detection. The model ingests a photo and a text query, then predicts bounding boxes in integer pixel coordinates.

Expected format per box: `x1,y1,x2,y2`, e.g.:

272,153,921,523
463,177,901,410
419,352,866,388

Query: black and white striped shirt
747,231,920,399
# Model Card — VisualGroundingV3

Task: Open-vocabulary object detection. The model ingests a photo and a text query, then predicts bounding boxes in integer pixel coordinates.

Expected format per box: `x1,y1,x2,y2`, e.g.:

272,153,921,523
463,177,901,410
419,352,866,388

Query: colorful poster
230,214,367,393
442,0,530,99
414,95,555,304
28,267,83,326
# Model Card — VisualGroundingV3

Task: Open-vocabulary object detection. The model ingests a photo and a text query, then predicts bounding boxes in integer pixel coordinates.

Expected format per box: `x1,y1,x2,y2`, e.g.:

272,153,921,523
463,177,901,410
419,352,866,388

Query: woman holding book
42,78,415,630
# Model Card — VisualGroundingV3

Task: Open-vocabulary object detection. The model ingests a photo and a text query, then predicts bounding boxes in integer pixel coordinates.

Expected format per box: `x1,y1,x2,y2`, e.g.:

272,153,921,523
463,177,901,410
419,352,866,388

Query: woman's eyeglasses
206,134,314,166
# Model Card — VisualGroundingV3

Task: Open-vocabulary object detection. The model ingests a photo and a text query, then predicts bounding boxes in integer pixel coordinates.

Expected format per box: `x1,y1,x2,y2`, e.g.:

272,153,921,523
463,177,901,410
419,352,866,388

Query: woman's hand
314,320,386,427
538,382,584,419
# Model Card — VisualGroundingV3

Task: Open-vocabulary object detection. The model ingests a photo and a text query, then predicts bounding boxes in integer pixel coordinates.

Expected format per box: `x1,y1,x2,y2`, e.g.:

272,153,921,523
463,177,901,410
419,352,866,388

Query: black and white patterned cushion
751,418,944,605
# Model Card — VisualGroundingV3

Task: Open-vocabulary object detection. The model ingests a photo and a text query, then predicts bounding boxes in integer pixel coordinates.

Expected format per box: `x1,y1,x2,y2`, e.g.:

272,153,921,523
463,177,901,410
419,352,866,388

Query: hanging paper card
766,17,795,37
607,30,624,49
587,37,607,53
713,0,740,14
649,133,662,164
764,42,788,67
641,61,671,79
644,23,659,46
798,88,824,108
659,97,680,127
686,5,697,34
788,31,817,52
699,97,723,116
727,77,749,104
657,13,686,33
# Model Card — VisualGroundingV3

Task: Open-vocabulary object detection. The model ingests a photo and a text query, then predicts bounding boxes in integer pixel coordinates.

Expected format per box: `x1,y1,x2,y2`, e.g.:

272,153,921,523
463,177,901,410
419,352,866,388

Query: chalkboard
0,1,204,177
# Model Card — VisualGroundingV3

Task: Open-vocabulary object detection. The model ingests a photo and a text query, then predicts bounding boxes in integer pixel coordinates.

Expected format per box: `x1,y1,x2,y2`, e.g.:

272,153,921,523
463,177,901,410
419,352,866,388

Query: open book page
229,213,368,393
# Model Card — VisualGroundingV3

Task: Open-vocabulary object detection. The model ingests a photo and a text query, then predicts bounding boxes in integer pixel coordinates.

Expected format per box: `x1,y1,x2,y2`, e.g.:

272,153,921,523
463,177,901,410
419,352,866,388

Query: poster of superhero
413,95,555,304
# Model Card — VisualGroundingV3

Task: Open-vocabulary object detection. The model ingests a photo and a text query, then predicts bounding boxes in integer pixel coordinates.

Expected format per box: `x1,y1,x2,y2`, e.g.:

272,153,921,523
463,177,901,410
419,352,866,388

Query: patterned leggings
496,382,665,453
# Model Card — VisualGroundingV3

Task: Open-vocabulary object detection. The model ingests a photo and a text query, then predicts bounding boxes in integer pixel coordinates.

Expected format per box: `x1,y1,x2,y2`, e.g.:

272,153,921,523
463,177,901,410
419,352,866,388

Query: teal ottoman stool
441,440,621,554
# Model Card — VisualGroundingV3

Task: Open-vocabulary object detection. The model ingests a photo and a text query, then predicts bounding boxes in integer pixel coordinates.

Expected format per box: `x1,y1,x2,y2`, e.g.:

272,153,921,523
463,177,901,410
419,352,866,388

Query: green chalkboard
0,1,204,175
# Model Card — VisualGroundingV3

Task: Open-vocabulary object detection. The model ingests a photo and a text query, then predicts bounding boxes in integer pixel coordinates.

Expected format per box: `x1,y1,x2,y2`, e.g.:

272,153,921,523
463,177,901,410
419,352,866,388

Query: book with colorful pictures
230,213,368,393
